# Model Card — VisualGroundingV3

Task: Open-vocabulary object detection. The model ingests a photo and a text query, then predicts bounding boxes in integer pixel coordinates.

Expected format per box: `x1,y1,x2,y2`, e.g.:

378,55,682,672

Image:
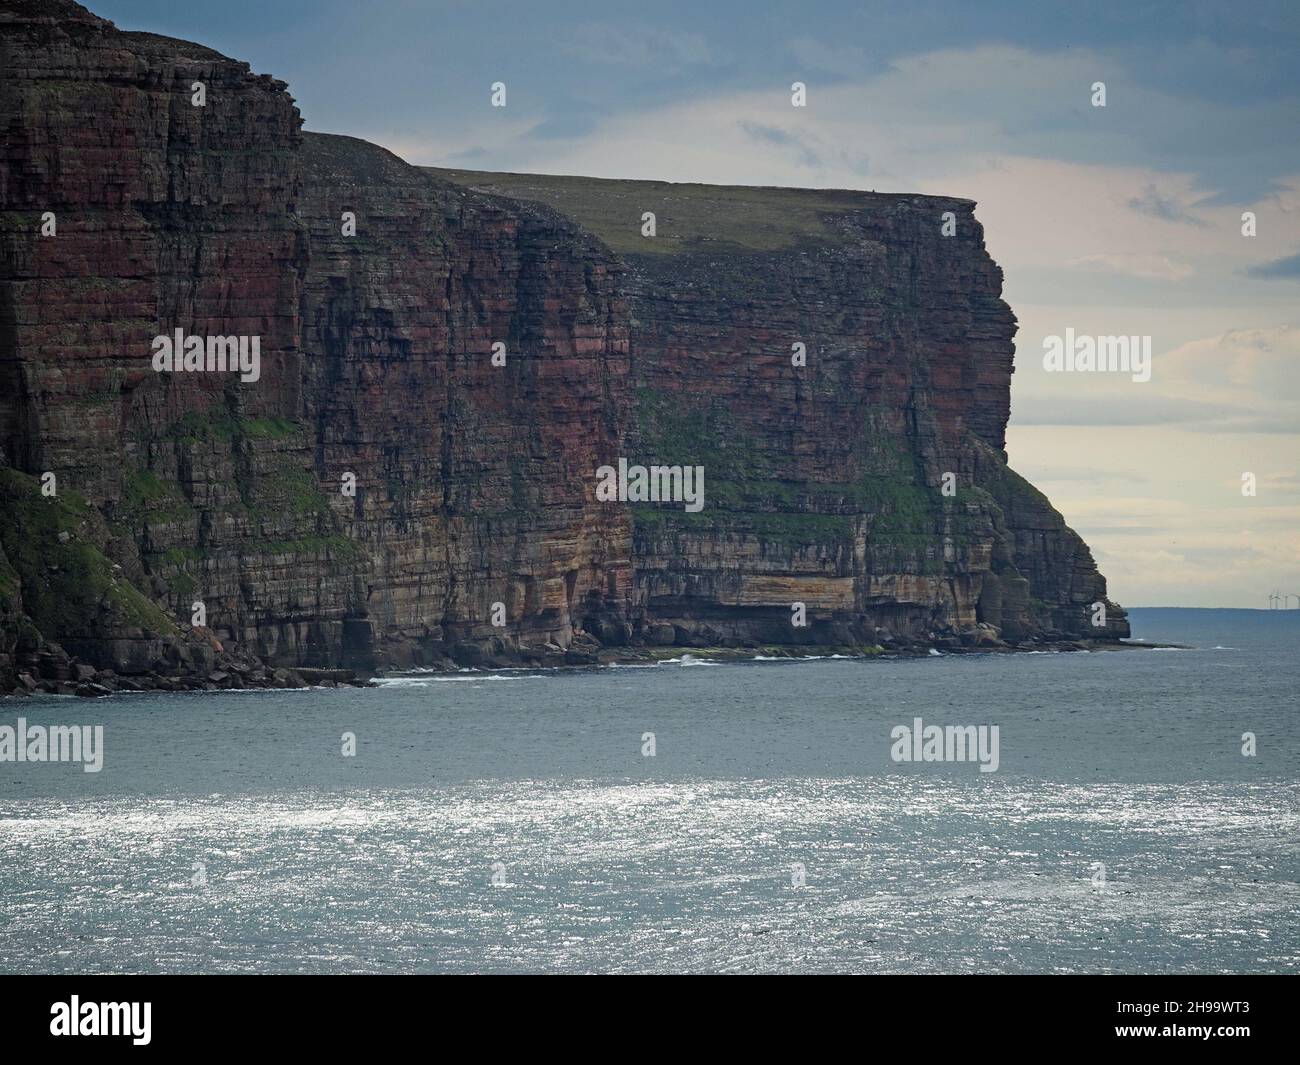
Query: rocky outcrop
0,0,1126,694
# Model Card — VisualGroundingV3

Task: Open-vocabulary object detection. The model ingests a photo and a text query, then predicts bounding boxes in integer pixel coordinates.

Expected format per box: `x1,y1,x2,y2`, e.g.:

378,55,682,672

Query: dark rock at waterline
75,682,113,698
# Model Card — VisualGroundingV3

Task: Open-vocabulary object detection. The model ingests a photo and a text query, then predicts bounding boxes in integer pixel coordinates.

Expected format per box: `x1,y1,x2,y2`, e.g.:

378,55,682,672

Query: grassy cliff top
427,168,975,256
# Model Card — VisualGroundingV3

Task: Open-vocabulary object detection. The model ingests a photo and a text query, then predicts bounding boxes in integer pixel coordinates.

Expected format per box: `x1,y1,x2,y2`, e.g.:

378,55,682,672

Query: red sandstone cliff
0,0,1126,694
425,171,1130,651
298,134,633,668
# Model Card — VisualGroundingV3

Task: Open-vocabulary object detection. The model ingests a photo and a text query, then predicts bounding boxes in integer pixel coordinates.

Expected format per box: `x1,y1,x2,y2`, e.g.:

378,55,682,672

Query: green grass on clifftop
427,169,923,255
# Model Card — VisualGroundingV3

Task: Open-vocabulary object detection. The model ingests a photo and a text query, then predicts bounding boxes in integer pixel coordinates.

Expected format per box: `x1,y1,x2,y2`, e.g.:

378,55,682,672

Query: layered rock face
298,135,632,667
0,0,632,687
0,0,1126,692
1,0,314,684
431,172,1129,647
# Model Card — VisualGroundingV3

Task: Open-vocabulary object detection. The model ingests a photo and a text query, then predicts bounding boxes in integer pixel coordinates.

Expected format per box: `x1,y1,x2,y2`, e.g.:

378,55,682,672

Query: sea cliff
0,0,1127,695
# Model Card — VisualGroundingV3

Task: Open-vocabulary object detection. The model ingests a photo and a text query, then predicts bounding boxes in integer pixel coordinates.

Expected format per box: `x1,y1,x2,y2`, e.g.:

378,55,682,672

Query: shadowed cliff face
298,135,633,667
0,0,1126,691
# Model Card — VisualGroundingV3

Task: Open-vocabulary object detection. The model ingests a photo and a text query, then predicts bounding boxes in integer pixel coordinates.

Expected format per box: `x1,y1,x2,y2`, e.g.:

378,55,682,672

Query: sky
92,0,1300,608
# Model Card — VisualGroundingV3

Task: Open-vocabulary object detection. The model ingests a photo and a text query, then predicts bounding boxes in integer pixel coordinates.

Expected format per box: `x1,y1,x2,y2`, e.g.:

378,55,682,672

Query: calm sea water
1,608,1296,974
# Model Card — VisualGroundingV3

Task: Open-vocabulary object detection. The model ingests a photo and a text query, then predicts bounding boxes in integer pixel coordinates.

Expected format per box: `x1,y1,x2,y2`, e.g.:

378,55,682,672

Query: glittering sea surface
1,608,1297,974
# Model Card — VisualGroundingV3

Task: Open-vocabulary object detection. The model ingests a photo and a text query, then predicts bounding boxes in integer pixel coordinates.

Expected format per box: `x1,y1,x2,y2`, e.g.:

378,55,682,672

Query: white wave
676,655,717,667
752,654,834,662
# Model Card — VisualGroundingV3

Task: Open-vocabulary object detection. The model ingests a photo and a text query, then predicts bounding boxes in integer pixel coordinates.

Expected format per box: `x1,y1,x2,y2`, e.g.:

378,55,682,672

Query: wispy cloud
1127,183,1209,227
1246,250,1300,279
736,120,823,167
1069,252,1194,281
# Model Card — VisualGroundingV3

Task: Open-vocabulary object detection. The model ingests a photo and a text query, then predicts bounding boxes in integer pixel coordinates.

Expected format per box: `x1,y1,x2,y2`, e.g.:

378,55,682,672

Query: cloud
1012,395,1236,428
1069,252,1194,281
1013,325,1300,434
1161,326,1300,407
1056,496,1300,606
1255,473,1300,495
563,23,714,70
1012,465,1149,485
1127,183,1209,227
1246,251,1300,279
736,120,823,168
736,120,797,147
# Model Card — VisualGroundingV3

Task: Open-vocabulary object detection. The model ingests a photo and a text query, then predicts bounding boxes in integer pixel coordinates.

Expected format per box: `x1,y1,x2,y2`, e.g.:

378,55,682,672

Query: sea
1,608,1296,974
